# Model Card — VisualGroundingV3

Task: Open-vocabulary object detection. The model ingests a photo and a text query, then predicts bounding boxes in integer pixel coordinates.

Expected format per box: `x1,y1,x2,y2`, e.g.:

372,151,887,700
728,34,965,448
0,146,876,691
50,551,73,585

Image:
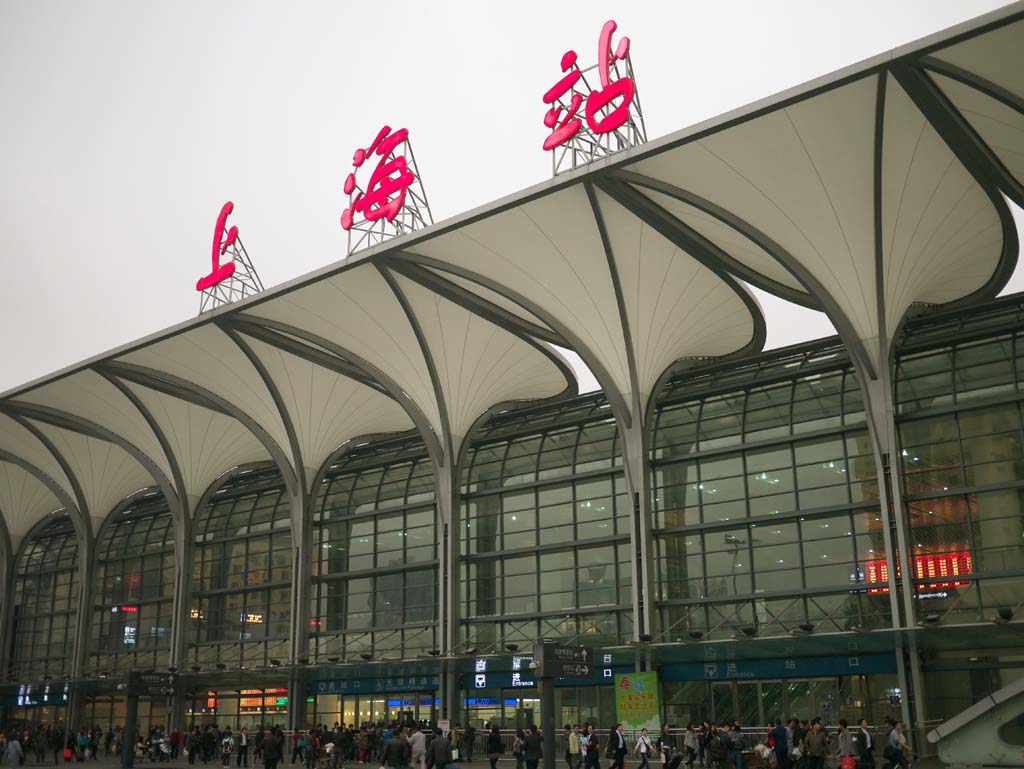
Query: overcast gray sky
2,0,1021,395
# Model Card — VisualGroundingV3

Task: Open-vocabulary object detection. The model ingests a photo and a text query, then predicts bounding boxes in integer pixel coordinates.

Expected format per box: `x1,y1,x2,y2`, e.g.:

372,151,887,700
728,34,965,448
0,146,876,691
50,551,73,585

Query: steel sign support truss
550,53,647,177
346,137,433,256
197,237,265,314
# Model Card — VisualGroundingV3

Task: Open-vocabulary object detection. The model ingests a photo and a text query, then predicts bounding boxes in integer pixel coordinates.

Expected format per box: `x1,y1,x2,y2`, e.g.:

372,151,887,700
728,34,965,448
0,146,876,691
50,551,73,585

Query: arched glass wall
310,435,438,661
89,490,175,675
460,396,632,649
188,466,291,669
895,304,1024,628
10,514,79,681
651,342,887,641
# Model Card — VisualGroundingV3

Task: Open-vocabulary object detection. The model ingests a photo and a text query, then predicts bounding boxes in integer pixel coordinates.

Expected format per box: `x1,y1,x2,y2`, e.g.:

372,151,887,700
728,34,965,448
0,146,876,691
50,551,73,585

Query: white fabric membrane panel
0,412,74,499
0,461,62,548
928,71,1024,186
630,185,807,295
123,381,270,512
119,325,291,462
929,18,1024,100
29,420,154,535
390,271,572,451
627,76,880,353
240,334,414,488
246,264,444,443
410,184,632,400
881,79,1004,338
15,369,173,486
592,188,756,408
421,267,557,336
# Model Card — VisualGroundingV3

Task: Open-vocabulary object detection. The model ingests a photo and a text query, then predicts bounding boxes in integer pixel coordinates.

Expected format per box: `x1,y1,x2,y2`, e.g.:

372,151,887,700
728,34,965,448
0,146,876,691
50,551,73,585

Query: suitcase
667,753,685,769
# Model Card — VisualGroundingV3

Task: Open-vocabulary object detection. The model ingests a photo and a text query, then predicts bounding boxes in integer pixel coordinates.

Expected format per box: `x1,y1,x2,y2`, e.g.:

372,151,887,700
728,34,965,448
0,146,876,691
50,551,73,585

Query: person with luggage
706,726,728,769
656,726,672,766
835,722,854,769
221,729,235,769
634,729,654,769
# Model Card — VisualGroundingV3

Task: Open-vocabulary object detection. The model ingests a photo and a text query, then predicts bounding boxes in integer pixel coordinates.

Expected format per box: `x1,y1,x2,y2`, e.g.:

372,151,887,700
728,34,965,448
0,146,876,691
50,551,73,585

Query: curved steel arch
609,168,879,379
99,361,299,499
232,314,444,467
388,251,633,426
2,401,181,517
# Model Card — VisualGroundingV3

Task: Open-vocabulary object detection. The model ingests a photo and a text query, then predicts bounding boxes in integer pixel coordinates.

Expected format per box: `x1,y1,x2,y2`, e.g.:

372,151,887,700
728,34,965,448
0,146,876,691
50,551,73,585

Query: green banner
614,671,660,730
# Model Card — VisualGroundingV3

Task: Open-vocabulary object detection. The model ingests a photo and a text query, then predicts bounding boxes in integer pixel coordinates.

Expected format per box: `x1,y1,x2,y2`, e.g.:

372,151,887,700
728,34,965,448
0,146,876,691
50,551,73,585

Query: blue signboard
313,674,440,695
463,666,632,690
661,654,896,682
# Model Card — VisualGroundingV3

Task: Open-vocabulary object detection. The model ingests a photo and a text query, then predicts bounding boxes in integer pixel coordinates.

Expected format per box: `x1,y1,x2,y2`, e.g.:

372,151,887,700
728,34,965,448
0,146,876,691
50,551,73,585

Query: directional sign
532,642,594,679
127,671,177,697
550,661,592,678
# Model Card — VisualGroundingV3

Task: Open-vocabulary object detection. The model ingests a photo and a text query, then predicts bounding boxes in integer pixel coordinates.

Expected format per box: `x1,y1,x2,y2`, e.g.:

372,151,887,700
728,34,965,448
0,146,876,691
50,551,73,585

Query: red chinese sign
864,551,972,593
543,20,635,151
341,126,416,231
195,201,239,291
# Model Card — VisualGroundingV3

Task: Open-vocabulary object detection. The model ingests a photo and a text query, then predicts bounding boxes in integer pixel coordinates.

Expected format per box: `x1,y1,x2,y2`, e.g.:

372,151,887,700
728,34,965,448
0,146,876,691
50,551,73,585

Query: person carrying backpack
706,727,728,769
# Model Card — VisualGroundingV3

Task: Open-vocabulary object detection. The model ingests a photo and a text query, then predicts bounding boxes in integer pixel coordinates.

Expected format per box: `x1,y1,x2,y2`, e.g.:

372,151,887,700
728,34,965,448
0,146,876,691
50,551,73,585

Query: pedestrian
835,721,854,769
855,721,872,769
512,730,526,769
569,726,582,769
884,722,909,769
462,725,475,765
523,726,543,769
608,726,626,769
683,725,698,769
222,730,235,769
583,726,600,769
802,722,827,769
487,726,504,769
427,729,453,769
1,735,23,768
634,729,653,769
263,729,284,769
411,726,426,769
238,729,250,768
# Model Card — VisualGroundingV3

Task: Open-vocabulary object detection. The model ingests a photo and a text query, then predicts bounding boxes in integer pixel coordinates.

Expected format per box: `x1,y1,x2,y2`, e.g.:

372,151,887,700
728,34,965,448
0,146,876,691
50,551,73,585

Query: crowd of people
0,718,916,769
642,718,913,769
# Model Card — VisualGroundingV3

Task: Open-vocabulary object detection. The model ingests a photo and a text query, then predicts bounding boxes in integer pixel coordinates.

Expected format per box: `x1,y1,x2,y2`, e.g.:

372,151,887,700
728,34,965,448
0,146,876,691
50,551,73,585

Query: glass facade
89,491,175,675
10,515,79,682
651,344,889,639
311,436,438,661
460,397,633,649
4,296,1024,735
187,466,292,669
896,327,1024,623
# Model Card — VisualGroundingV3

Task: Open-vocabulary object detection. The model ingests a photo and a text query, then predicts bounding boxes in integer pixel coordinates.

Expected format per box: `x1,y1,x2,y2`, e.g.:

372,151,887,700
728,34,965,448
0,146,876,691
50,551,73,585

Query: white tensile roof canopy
0,3,1022,643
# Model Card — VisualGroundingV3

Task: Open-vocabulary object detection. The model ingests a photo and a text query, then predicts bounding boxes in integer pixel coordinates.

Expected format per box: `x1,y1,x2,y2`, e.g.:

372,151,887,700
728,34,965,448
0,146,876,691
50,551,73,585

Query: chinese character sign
193,201,265,314
614,671,660,731
340,125,433,255
196,201,239,291
541,19,645,173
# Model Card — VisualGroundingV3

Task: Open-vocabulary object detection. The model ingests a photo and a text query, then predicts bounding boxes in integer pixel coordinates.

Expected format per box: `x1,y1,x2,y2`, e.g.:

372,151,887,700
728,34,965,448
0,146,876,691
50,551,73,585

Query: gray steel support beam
0,528,14,683
621,417,656,640
288,488,312,731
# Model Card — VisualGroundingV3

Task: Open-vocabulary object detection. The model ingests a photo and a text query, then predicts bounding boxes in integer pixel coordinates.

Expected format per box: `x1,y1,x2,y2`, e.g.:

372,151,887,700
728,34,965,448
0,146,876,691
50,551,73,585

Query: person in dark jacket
262,729,284,769
382,734,407,769
487,726,504,769
523,726,543,769
428,730,453,769
609,726,626,769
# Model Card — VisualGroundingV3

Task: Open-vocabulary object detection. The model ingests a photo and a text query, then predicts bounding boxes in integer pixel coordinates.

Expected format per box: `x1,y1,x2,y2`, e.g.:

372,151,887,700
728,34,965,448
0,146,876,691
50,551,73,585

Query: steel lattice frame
346,137,434,256
549,53,647,177
197,237,265,314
